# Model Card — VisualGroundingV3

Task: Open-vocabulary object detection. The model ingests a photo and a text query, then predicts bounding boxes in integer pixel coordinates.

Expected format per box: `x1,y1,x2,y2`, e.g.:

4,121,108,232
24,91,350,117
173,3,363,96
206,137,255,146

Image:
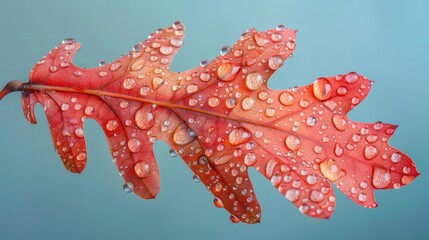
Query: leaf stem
0,80,23,100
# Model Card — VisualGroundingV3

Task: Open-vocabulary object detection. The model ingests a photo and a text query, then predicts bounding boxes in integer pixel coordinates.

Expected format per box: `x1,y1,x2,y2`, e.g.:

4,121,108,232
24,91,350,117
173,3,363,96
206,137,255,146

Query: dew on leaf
128,138,142,153
313,78,332,101
245,72,264,90
217,63,240,81
134,161,150,178
123,182,134,193
173,124,196,145
229,128,252,146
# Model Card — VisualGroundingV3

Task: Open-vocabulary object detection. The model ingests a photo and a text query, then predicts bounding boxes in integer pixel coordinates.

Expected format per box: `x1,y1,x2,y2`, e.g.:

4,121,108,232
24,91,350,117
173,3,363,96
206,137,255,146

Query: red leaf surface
0,22,419,223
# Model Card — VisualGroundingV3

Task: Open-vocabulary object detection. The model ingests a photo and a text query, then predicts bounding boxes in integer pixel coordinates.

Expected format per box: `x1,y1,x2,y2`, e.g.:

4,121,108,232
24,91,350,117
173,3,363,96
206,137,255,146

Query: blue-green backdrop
1,0,428,239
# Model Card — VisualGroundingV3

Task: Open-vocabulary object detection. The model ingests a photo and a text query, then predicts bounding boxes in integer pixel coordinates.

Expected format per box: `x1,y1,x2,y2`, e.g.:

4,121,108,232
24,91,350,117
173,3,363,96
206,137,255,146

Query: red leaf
0,22,419,223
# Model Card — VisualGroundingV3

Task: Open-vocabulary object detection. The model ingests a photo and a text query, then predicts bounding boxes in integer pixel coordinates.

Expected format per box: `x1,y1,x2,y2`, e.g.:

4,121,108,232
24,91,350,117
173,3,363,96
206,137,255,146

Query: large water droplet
152,77,164,89
244,152,257,166
313,78,332,101
173,124,196,145
332,114,347,131
229,128,252,146
268,56,283,70
241,97,255,111
320,158,345,181
127,138,142,153
245,72,264,90
279,92,295,106
217,63,240,81
134,161,150,178
310,190,324,203
135,106,155,130
372,167,391,189
285,189,300,202
285,135,301,151
345,72,359,84
123,78,136,89
364,145,378,160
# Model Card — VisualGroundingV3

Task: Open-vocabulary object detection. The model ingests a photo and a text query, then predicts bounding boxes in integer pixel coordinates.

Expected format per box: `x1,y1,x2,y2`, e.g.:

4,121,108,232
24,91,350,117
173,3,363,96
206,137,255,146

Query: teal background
0,0,428,239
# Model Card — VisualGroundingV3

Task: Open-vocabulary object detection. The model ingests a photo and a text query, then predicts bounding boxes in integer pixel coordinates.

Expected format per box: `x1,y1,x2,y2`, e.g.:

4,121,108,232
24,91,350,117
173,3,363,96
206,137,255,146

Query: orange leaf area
5,22,418,223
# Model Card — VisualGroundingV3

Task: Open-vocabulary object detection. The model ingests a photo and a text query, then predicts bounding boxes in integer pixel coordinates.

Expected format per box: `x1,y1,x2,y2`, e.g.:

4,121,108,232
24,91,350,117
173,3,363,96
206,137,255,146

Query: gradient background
0,0,428,239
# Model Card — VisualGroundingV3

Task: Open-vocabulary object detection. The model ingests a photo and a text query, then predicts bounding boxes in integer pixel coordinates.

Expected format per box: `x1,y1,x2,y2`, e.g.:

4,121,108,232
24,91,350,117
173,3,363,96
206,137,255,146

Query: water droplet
360,181,368,189
220,46,231,55
140,86,151,96
306,116,317,127
402,166,411,174
320,158,345,181
160,45,174,55
285,135,301,151
334,143,343,157
364,145,378,160
213,197,224,208
173,21,185,30
200,60,209,67
230,215,240,223
265,107,276,117
135,107,154,130
299,99,309,108
313,78,332,101
170,38,184,47
127,138,142,153
131,59,145,71
152,77,164,89
285,189,300,202
366,135,378,143
245,72,264,90
351,97,360,105
332,114,347,131
99,60,107,67
84,106,94,116
336,86,348,96
314,145,323,154
268,56,283,70
225,98,236,108
213,154,233,166
62,38,76,44
229,128,252,146
217,63,240,81
306,174,318,185
374,121,384,131
345,72,359,84
358,193,367,202
286,40,296,50
372,167,391,189
123,182,134,193
208,97,220,107
192,174,201,183
276,25,286,30
123,77,136,89
391,152,402,163
106,120,118,131
279,92,295,106
61,103,70,111
241,97,255,111
134,161,150,178
167,148,178,158
310,190,324,203
74,128,84,138
173,124,196,145
244,152,257,166
76,152,86,161
74,71,82,77
110,61,122,71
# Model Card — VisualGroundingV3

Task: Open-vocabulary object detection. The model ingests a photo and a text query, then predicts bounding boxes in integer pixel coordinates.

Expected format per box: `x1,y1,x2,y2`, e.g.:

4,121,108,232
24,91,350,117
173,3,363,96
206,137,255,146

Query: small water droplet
220,46,231,55
61,103,70,111
110,61,122,71
245,72,264,90
334,143,344,157
74,128,84,138
244,152,257,166
169,148,178,157
49,65,58,73
76,152,86,161
160,45,174,55
213,197,224,208
106,120,118,131
62,38,76,44
230,215,240,223
200,60,209,67
337,86,348,96
286,40,296,50
374,121,384,131
213,154,233,166
358,193,367,202
285,135,301,151
310,190,324,203
306,116,317,127
313,78,332,101
192,174,201,183
402,166,411,174
135,107,154,130
208,97,220,107
217,63,240,81
276,25,286,31
123,182,134,193
306,174,318,185
173,21,185,30
99,60,107,67
345,72,359,84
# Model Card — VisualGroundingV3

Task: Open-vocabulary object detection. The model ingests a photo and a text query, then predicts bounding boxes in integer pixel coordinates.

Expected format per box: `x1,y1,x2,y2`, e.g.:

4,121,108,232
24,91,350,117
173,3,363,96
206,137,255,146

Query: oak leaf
0,22,419,223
